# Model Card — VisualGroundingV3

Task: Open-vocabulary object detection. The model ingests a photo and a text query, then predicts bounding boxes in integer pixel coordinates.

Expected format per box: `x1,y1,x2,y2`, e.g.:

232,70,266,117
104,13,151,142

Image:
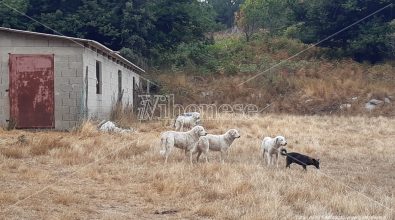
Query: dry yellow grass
157,61,395,116
0,114,394,219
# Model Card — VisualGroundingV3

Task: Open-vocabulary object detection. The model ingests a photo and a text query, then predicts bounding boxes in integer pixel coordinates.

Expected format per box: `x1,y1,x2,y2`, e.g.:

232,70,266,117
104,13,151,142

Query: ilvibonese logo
137,94,260,121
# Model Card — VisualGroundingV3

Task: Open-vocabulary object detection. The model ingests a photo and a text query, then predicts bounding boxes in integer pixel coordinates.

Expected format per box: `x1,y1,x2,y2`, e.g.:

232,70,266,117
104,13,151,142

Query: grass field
0,114,394,219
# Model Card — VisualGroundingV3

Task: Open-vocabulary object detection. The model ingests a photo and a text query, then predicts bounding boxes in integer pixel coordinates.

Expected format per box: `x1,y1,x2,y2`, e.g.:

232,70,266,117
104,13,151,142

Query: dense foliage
208,0,244,28
0,0,217,66
238,0,394,62
0,0,393,66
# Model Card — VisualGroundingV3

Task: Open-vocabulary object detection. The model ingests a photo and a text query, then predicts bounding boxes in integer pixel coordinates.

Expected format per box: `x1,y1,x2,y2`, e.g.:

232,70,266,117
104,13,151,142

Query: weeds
0,115,394,219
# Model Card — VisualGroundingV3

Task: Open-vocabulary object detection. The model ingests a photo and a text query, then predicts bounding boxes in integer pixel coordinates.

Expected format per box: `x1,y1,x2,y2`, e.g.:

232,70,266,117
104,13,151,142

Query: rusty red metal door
9,54,55,129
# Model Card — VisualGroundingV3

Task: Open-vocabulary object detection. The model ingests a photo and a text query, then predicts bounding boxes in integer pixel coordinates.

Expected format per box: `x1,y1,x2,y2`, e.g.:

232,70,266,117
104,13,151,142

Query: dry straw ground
0,114,394,219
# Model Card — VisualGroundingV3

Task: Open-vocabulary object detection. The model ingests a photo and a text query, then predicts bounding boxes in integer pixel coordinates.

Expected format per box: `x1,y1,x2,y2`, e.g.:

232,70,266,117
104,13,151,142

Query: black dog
280,149,320,170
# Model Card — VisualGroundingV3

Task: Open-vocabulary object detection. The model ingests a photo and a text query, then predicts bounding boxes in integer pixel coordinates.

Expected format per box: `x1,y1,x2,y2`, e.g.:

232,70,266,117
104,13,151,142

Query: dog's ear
275,137,279,145
317,159,320,162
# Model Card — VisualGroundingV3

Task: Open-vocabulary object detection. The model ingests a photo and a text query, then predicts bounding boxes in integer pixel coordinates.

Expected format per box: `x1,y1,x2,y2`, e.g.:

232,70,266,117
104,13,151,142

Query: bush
156,42,222,74
224,63,239,75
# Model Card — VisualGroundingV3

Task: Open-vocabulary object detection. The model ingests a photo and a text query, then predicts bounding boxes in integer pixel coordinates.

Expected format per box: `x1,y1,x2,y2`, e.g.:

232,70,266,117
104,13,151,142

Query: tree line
237,0,394,62
0,0,393,65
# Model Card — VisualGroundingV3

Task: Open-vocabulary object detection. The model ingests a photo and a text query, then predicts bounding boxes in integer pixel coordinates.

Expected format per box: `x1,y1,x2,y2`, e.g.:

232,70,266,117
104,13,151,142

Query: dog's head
312,158,320,169
227,129,241,139
275,136,287,146
193,126,207,137
191,112,200,120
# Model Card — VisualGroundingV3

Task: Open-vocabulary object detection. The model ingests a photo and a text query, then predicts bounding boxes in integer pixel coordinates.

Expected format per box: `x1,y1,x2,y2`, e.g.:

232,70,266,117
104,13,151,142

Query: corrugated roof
0,27,145,73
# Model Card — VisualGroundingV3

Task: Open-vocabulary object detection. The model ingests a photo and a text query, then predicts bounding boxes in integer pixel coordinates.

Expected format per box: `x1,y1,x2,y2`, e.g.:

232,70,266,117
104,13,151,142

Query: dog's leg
303,165,307,171
165,147,171,163
184,148,193,164
275,153,279,168
165,150,169,163
220,150,225,164
265,152,269,166
271,155,275,166
160,138,169,163
263,151,267,165
165,139,174,163
188,150,193,164
203,148,209,163
197,150,202,162
262,151,266,165
285,156,292,168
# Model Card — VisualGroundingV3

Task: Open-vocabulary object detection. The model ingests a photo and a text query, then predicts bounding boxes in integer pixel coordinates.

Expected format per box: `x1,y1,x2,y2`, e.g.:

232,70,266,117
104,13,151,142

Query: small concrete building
0,27,145,130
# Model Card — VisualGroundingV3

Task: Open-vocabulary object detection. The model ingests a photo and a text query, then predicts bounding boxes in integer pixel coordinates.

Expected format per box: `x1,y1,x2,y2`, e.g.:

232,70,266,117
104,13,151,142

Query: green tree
290,0,394,61
147,0,217,64
237,0,290,41
208,0,244,28
0,0,218,66
0,0,29,28
150,0,216,48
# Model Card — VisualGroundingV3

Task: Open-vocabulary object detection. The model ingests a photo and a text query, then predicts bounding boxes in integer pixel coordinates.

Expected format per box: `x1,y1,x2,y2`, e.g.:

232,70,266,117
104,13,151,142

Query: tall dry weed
31,135,71,155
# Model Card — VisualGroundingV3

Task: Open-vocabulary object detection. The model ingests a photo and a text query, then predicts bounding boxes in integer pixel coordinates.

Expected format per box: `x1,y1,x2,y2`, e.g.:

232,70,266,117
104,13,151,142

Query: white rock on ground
340,104,351,110
368,99,383,105
365,99,384,111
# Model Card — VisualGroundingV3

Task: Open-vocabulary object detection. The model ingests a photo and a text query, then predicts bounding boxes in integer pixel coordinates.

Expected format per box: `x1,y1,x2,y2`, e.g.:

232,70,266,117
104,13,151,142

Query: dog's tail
280,148,287,156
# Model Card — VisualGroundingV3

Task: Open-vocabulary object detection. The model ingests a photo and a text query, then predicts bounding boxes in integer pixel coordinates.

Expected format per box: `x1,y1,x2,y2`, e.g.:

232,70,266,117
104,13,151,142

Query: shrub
224,63,239,75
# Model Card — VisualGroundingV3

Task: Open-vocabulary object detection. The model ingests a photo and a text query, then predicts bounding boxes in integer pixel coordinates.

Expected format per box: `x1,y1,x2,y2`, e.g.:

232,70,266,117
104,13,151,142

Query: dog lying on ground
261,136,287,167
174,112,201,131
194,129,240,163
160,126,207,163
281,149,320,170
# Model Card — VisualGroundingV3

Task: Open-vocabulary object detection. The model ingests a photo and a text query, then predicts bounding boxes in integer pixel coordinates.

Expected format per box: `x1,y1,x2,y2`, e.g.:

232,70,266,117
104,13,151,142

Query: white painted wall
82,48,140,120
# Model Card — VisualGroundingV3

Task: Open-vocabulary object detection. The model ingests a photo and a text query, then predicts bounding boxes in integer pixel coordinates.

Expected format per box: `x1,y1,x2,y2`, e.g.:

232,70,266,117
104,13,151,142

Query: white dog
195,129,240,163
160,126,207,163
261,136,287,167
174,112,201,131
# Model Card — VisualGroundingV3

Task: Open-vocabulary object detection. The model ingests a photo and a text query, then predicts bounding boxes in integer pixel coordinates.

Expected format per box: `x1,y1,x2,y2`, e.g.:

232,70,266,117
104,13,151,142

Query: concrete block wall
0,53,9,126
0,32,84,130
83,48,140,120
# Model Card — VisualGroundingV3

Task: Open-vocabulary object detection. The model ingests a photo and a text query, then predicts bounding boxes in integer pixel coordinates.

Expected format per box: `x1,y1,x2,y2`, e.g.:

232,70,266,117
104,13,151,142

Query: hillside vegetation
1,0,393,66
154,34,395,116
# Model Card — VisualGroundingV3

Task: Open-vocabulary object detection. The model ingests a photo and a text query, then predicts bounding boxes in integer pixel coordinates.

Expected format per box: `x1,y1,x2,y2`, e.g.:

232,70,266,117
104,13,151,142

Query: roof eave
0,27,145,74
